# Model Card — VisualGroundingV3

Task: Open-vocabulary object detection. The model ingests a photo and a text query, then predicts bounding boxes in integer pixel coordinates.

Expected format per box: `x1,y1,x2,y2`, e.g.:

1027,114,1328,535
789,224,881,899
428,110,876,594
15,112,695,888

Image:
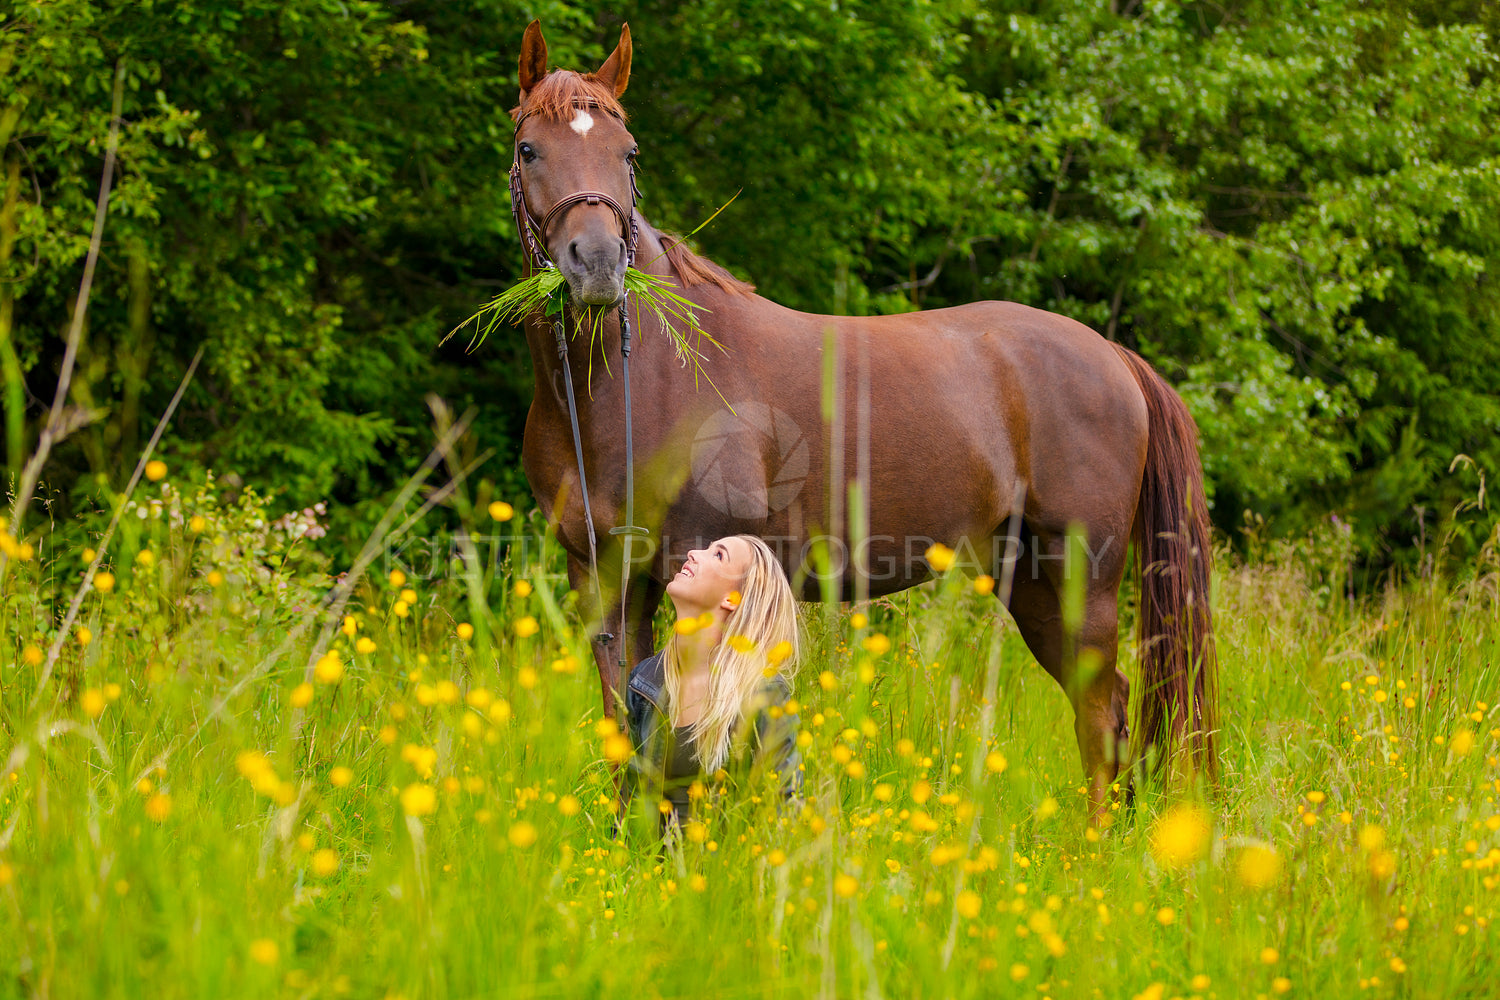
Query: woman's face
665,536,753,615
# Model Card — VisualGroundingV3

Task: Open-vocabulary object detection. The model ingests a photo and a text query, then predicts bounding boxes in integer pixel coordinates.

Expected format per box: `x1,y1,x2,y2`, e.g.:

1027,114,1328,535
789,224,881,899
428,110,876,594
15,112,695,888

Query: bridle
509,97,649,671
509,99,642,273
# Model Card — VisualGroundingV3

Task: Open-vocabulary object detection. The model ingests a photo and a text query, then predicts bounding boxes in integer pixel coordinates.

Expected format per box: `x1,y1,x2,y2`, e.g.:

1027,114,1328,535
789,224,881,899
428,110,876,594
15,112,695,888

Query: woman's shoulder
757,671,794,702
627,650,667,708
745,673,795,726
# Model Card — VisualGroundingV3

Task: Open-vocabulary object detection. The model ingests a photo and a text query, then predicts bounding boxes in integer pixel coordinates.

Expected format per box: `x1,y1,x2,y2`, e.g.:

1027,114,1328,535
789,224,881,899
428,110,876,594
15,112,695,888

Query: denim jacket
619,650,802,829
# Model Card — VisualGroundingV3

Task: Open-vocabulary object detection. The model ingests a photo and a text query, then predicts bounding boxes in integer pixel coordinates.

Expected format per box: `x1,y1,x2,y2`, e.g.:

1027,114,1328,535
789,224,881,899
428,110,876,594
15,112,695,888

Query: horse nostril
616,239,627,269
568,239,585,267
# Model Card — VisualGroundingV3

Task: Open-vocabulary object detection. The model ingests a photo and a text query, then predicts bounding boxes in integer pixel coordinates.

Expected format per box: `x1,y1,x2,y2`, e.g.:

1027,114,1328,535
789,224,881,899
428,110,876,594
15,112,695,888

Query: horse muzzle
559,233,627,307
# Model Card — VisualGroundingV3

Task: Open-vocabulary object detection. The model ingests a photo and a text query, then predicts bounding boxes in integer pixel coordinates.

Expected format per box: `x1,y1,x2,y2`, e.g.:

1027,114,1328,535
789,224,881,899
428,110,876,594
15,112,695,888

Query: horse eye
518,142,536,163
627,146,639,162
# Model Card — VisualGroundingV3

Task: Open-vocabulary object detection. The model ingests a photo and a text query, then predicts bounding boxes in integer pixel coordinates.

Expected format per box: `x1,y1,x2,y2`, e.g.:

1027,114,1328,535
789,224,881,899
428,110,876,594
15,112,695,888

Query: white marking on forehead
569,109,595,137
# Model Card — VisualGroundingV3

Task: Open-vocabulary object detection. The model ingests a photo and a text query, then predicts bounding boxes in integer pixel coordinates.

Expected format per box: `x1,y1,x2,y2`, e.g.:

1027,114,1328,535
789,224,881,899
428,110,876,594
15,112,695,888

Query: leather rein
510,98,649,667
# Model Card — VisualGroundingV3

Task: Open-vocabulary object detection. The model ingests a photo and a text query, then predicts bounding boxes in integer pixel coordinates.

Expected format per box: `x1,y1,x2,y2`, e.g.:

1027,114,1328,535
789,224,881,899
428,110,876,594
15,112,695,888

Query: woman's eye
519,143,536,162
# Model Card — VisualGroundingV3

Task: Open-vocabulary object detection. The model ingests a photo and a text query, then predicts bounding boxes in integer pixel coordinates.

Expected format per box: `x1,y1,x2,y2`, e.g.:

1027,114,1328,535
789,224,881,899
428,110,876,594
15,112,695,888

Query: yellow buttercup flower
80,688,107,719
1148,804,1211,870
488,500,514,521
248,939,279,966
1235,844,1283,889
144,460,167,481
1368,849,1397,879
314,652,344,684
925,543,955,572
1450,728,1475,756
94,571,115,594
514,616,539,639
400,783,437,817
235,751,272,781
456,623,475,641
603,732,632,764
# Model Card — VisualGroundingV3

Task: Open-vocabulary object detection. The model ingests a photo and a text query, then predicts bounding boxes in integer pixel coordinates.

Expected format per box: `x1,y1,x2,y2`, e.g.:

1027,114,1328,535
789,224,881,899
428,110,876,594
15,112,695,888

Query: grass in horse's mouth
446,266,727,399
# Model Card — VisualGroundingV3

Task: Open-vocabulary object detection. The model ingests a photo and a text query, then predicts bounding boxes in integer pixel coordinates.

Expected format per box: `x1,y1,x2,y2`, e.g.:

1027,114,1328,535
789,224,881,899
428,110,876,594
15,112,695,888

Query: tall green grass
1,480,1497,999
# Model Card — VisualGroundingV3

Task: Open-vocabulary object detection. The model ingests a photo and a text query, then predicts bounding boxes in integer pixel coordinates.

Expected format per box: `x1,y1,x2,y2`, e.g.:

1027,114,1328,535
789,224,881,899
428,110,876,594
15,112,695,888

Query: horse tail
1111,343,1219,786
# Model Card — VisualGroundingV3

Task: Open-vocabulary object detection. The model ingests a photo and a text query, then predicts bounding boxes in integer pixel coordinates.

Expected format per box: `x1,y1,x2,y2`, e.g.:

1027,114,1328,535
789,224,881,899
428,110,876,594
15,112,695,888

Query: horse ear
595,23,632,98
519,19,549,101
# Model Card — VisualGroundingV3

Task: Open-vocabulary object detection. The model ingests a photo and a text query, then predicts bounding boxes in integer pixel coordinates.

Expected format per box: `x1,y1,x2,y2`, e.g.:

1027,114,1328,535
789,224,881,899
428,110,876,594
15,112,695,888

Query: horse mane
510,70,627,123
657,232,755,296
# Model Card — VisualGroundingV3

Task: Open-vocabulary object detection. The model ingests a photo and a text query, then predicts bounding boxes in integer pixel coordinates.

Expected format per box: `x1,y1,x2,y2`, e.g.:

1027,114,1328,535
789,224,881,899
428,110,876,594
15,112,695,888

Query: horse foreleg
567,554,627,719
623,574,665,682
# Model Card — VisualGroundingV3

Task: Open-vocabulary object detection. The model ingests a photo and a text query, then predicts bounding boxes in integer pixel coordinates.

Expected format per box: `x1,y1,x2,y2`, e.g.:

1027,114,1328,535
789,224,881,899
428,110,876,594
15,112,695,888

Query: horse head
511,20,637,308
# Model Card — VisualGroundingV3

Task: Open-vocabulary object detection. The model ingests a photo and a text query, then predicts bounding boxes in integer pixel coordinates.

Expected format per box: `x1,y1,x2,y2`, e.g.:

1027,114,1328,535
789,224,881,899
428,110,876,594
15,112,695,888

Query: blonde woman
619,534,802,831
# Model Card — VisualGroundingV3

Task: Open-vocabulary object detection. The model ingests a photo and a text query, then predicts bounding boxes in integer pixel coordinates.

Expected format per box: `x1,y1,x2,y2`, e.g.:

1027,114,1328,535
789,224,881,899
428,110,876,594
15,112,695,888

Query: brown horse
507,21,1217,818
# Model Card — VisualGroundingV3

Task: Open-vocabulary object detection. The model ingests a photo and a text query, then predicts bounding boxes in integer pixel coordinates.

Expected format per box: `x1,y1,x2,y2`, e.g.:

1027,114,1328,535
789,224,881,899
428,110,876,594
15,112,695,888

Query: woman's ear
719,588,742,613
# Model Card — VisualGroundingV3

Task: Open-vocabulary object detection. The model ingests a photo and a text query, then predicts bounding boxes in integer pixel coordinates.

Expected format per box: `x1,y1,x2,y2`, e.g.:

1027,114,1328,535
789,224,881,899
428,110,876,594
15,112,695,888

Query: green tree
3,0,1497,569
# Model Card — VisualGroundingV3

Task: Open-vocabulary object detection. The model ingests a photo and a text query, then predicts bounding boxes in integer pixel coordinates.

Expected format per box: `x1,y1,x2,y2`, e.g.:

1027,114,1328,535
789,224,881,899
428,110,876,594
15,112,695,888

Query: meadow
1,474,1497,1000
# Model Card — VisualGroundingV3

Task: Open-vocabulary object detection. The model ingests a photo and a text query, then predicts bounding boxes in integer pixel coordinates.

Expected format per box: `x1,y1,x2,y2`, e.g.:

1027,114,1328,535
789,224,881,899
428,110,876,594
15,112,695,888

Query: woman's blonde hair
663,535,799,772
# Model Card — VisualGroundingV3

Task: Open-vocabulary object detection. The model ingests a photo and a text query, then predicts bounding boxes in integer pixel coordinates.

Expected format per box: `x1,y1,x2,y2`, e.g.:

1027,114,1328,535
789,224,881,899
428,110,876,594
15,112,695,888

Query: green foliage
2,0,1498,566
925,0,1500,562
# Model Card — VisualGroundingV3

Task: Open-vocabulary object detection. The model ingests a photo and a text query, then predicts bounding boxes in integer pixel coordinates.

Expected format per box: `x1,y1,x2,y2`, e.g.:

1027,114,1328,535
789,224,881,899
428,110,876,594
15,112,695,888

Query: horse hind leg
1001,529,1130,825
